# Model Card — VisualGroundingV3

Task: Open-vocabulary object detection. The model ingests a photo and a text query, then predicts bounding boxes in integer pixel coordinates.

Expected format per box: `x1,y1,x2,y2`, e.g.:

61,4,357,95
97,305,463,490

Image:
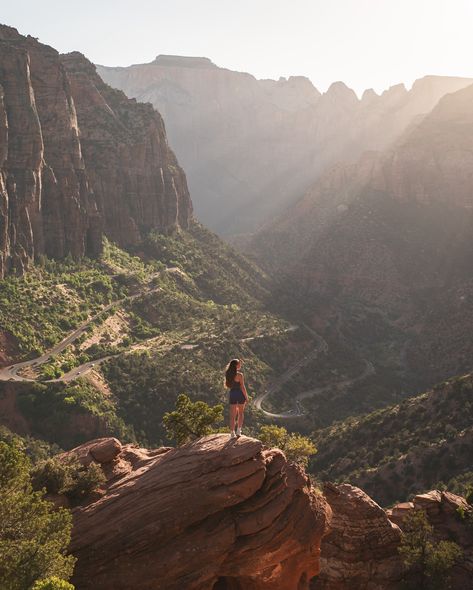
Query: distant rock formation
97,57,471,235
253,81,473,386
69,434,330,590
0,25,192,278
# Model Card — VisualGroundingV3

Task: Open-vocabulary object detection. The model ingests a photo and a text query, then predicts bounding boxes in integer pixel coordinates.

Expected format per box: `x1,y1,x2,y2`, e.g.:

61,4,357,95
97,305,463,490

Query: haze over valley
0,3,472,589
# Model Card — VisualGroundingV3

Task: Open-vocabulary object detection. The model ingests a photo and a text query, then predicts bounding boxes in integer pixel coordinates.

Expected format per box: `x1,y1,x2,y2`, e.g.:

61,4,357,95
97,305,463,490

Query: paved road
253,323,375,419
0,268,178,383
253,324,329,418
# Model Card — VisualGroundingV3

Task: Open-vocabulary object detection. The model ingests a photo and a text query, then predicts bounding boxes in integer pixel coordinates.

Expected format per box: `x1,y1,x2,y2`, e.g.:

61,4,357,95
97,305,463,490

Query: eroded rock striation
0,25,192,277
314,484,402,590
69,434,330,590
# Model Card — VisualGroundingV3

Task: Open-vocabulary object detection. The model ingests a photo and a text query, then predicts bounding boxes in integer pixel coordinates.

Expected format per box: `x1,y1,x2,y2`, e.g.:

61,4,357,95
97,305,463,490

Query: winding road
0,268,181,383
253,323,376,419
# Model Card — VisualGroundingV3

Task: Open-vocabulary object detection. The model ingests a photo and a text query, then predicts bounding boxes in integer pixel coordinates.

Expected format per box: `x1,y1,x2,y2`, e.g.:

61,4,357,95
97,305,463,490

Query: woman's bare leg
229,405,238,432
237,404,245,429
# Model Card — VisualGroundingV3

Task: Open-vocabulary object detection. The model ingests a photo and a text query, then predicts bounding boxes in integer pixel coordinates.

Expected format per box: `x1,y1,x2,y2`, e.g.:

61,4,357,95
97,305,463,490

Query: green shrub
163,394,223,445
399,509,463,589
32,577,75,590
31,457,105,501
0,442,75,590
259,425,316,467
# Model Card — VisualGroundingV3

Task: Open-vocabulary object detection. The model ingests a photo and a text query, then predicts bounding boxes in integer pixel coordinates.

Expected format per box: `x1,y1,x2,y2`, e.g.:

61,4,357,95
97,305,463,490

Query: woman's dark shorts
229,389,246,404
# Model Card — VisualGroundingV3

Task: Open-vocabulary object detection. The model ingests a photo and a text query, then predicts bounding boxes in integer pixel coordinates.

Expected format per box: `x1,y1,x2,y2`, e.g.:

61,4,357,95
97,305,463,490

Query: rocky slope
67,434,331,590
55,436,473,590
253,81,473,391
0,25,192,278
98,57,471,235
311,373,473,506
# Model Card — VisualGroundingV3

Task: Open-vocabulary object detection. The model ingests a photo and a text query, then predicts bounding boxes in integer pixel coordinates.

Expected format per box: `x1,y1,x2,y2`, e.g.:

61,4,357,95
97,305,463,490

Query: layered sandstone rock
389,490,473,587
313,484,402,590
69,434,330,590
0,25,192,277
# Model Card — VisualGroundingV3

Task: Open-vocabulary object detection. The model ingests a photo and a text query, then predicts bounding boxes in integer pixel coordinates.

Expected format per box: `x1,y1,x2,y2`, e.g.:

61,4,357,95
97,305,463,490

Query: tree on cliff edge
399,509,462,590
258,425,316,467
163,394,223,445
0,441,75,590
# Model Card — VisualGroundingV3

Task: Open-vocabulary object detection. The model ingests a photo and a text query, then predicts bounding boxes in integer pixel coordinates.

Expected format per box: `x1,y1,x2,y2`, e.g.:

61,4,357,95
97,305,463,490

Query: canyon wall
98,57,471,235
0,25,192,278
253,82,473,385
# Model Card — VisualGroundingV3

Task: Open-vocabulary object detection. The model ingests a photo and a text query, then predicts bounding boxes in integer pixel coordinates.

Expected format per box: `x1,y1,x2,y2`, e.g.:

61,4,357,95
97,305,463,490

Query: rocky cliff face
313,484,402,590
60,437,473,590
0,26,192,278
68,434,330,590
313,484,473,590
97,57,471,235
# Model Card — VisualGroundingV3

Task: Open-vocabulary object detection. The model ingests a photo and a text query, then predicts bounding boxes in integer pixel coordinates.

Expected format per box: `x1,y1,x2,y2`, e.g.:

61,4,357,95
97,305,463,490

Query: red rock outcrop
314,486,473,590
0,25,192,278
389,491,473,587
69,434,330,590
313,484,402,590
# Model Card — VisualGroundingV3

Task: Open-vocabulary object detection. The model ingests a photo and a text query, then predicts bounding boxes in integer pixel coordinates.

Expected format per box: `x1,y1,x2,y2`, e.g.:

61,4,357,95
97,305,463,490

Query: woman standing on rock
225,358,249,438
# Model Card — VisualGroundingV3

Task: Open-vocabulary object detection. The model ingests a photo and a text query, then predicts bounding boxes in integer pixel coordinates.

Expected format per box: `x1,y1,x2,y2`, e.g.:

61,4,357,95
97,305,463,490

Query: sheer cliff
97,57,471,235
0,26,192,278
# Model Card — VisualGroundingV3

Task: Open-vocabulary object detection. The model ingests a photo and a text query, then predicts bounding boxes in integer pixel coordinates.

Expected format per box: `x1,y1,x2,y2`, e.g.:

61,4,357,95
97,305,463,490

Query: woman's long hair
225,359,239,388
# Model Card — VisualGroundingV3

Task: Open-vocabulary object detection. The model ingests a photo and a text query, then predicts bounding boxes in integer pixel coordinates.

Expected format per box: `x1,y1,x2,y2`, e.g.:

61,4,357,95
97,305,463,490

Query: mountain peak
323,81,359,105
381,82,408,99
361,88,379,103
152,54,217,69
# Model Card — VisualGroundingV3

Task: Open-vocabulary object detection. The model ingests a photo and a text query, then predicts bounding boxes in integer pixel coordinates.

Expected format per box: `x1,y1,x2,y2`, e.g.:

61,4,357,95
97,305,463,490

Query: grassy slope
1,222,310,448
311,372,473,506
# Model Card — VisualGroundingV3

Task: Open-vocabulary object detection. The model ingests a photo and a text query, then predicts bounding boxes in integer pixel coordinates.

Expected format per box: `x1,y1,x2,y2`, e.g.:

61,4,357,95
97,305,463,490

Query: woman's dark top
229,373,243,390
228,373,246,404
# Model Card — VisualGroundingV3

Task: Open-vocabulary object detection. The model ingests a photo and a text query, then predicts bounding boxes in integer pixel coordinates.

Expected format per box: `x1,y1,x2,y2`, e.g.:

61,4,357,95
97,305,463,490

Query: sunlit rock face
0,26,192,278
98,57,471,235
69,434,331,590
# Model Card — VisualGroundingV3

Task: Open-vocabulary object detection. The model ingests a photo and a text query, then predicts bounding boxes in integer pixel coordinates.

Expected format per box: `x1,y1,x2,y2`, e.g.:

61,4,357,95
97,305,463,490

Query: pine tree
399,509,462,590
163,394,223,445
0,442,75,590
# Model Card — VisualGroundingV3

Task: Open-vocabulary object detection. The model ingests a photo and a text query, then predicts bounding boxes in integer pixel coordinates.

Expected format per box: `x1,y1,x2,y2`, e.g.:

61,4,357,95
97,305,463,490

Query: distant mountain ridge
253,81,473,391
97,56,472,235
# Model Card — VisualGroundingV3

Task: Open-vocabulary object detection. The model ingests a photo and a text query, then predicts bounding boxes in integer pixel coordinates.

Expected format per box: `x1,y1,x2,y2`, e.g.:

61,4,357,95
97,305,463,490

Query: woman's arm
238,373,249,401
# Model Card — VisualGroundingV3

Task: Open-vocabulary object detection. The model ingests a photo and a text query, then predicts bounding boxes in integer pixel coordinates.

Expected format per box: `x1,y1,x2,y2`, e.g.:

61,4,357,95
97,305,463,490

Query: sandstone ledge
70,434,330,590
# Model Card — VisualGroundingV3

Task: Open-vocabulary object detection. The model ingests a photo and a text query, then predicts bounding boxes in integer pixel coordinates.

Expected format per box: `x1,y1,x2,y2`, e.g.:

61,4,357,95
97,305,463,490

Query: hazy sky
3,0,473,95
